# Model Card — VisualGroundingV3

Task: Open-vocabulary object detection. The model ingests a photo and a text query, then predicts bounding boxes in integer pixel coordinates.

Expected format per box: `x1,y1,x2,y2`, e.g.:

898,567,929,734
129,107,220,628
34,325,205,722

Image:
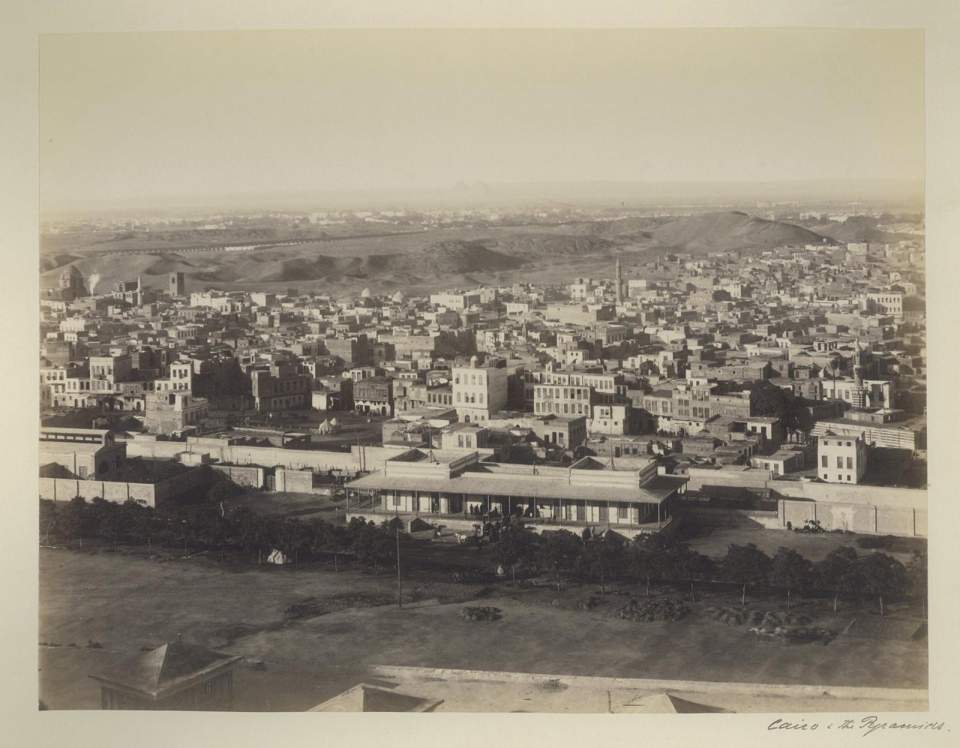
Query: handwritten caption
767,716,947,737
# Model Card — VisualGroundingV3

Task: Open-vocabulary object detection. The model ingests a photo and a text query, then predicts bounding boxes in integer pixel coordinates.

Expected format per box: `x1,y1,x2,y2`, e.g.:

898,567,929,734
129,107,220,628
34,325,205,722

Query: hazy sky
40,29,923,209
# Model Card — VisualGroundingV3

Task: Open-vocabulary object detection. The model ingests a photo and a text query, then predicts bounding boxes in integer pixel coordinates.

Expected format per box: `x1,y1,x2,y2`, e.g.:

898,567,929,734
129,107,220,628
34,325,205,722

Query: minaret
615,256,623,305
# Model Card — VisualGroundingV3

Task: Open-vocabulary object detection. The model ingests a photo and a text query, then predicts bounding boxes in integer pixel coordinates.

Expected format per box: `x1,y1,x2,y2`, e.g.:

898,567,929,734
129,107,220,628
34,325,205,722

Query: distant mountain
482,233,619,259
411,240,526,273
39,210,849,293
808,216,909,244
39,252,82,273
186,240,525,285
644,211,833,252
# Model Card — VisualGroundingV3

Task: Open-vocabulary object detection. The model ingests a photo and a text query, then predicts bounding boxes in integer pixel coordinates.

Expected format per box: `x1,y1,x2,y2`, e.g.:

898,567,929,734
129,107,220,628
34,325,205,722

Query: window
836,456,843,469
821,456,828,468
846,457,853,469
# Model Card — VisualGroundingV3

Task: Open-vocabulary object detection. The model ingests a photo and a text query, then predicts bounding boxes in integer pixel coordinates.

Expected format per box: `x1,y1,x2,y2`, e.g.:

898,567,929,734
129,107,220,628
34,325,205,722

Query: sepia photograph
30,21,941,722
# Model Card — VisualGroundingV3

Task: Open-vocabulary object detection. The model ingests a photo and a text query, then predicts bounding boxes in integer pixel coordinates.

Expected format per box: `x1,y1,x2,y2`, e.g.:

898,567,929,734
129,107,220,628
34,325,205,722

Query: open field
39,539,927,711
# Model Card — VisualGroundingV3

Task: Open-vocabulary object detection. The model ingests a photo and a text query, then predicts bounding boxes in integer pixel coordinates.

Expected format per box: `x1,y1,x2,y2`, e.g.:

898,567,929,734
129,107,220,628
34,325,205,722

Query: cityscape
37,29,928,715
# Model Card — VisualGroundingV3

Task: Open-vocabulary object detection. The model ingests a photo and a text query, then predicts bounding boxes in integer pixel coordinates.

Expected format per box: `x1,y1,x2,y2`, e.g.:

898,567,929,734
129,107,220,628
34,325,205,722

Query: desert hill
644,211,832,251
40,211,853,294
808,216,910,244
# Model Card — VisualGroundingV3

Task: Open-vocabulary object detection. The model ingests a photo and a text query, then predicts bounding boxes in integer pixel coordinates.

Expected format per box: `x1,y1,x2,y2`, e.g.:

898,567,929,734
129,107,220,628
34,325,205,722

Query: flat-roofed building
89,354,132,388
811,417,926,453
529,415,587,451
429,290,481,311
452,359,508,423
345,449,685,539
863,292,903,317
817,434,868,484
143,391,209,435
590,402,631,435
395,382,453,413
440,423,489,451
39,427,126,480
354,376,395,417
751,448,806,476
250,362,311,412
533,368,625,421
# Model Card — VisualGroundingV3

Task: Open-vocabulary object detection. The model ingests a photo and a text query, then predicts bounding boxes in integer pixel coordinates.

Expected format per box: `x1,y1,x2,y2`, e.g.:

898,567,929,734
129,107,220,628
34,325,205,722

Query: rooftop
347,469,681,506
89,640,241,700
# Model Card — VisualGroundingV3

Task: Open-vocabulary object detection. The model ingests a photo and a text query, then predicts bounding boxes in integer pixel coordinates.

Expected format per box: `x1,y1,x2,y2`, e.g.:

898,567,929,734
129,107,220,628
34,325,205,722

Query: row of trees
40,498,925,617
496,526,925,617
40,498,404,571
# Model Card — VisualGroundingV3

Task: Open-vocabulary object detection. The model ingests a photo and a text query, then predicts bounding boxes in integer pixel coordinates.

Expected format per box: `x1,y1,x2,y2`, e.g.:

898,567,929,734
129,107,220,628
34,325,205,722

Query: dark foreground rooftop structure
89,639,241,710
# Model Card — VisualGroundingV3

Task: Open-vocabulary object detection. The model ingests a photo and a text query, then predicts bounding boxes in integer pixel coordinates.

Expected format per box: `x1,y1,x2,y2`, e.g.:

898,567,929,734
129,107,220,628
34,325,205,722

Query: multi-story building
533,368,625,420
168,272,186,298
568,278,595,302
429,290,481,311
817,433,868,484
452,360,509,423
89,354,132,388
529,415,587,451
143,391,209,435
325,335,373,366
708,391,753,419
820,376,895,409
673,381,712,420
354,376,395,416
811,417,926,453
863,292,903,317
152,361,194,393
395,382,453,412
250,362,311,412
590,402,631,435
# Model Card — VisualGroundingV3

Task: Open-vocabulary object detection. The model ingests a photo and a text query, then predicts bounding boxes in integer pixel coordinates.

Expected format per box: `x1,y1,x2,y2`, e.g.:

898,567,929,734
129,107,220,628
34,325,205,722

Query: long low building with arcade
344,449,686,538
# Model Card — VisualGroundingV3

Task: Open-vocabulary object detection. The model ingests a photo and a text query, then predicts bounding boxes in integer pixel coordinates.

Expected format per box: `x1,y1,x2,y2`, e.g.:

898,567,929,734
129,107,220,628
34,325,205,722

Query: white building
429,291,481,311
863,292,903,317
452,359,509,423
817,433,868,484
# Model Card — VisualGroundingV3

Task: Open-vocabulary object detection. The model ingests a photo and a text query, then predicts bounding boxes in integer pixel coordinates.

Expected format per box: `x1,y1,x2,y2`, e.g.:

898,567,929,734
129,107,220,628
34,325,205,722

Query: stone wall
210,464,264,488
779,499,926,537
39,465,212,508
40,477,157,507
